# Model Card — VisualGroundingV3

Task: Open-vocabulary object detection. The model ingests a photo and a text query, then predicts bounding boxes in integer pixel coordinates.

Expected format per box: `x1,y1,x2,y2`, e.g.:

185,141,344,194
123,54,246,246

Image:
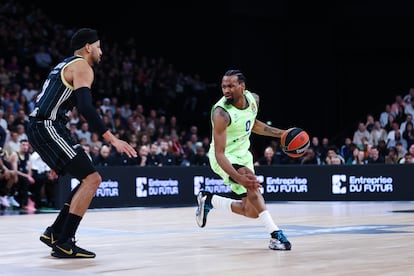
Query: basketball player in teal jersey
196,69,291,250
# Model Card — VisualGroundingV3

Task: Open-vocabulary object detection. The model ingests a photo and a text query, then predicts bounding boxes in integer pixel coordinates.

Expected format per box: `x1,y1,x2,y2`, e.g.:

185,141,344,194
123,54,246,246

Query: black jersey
17,152,30,173
29,56,82,122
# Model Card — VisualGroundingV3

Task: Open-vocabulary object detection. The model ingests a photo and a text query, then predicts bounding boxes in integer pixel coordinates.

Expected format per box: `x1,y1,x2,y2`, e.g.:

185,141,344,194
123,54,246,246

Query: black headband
70,28,99,51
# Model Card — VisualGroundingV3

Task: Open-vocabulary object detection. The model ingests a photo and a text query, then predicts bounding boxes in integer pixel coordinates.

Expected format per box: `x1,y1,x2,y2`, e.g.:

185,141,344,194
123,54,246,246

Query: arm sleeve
75,87,108,136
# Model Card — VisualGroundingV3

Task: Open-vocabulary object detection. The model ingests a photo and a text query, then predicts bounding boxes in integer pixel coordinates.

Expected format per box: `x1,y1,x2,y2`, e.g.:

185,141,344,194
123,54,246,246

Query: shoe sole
196,192,207,228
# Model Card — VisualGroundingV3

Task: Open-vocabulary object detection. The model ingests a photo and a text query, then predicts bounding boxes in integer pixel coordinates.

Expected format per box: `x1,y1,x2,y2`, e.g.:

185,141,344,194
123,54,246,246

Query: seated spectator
157,140,177,166
387,130,408,150
402,121,414,149
30,151,57,209
385,146,399,164
93,144,113,167
398,152,414,164
328,155,343,165
146,143,162,166
346,147,367,165
134,145,150,167
365,113,375,132
366,146,385,164
352,121,370,150
399,113,414,134
325,146,345,165
189,144,209,166
254,146,281,166
300,147,321,165
369,121,388,146
340,138,355,162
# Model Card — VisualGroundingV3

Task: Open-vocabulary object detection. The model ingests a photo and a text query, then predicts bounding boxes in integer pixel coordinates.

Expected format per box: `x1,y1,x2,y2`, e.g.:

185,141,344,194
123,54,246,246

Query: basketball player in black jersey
27,28,137,258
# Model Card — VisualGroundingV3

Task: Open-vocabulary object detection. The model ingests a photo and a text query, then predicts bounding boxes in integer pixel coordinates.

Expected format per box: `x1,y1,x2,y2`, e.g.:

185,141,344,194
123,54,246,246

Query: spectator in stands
387,130,407,150
99,97,113,114
403,88,414,106
0,109,8,131
30,150,56,209
370,121,388,146
393,102,406,125
135,145,149,167
15,123,28,142
4,129,21,156
75,122,92,145
395,141,408,160
12,109,29,131
146,142,162,166
93,144,113,167
33,45,53,75
353,121,371,150
402,121,414,149
398,152,414,164
325,146,345,165
189,143,209,166
385,146,399,164
347,147,367,165
82,144,93,161
365,113,375,132
386,121,402,147
254,146,281,166
0,147,19,208
90,132,103,150
310,136,324,161
399,113,413,134
377,139,388,159
158,140,177,166
384,113,396,133
366,146,385,164
404,97,414,118
340,137,354,162
379,104,392,128
8,139,35,209
300,147,321,165
21,81,38,103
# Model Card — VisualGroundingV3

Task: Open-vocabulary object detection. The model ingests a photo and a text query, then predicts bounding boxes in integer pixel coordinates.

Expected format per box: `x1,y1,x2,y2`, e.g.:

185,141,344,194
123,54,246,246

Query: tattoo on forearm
264,125,271,133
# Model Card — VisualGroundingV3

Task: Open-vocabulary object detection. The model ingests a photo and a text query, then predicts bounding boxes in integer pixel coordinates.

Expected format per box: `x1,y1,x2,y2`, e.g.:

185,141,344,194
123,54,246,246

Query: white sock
258,210,279,234
211,194,234,212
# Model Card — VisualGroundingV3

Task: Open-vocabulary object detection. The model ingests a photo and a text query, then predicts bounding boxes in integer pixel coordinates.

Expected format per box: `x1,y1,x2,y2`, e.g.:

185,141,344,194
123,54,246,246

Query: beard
225,97,234,105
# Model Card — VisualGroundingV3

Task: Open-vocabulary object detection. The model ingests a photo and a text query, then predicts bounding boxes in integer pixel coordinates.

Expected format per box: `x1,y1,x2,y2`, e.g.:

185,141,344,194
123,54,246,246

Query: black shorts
27,119,96,180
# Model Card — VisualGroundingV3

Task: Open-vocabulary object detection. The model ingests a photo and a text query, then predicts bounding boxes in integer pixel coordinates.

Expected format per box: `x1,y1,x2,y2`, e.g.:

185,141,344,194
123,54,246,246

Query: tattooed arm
252,119,286,138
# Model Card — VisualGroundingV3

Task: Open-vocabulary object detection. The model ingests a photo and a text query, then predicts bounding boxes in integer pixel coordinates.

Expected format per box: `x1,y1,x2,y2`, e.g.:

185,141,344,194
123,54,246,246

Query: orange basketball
280,127,310,158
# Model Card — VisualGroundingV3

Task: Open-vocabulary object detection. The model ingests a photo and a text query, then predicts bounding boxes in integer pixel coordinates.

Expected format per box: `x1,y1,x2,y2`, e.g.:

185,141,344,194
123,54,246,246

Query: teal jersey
208,90,258,194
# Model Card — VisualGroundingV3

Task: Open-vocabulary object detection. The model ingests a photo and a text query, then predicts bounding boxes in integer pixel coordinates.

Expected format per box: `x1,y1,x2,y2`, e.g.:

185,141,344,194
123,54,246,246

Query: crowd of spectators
1,1,413,212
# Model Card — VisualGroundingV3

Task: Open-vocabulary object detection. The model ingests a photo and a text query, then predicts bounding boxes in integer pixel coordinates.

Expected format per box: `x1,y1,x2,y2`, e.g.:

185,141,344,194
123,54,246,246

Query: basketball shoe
269,230,292,250
51,238,96,258
40,226,58,248
196,190,213,228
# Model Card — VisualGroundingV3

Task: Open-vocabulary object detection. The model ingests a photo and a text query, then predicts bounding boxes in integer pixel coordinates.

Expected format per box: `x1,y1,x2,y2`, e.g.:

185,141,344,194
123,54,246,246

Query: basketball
280,127,310,158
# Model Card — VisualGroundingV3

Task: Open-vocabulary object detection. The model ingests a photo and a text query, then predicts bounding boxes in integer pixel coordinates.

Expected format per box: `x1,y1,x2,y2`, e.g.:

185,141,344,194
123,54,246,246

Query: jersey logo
251,102,257,113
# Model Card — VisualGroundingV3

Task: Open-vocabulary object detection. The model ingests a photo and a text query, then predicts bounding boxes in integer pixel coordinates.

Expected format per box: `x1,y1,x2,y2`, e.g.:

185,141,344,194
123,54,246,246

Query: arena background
33,0,414,146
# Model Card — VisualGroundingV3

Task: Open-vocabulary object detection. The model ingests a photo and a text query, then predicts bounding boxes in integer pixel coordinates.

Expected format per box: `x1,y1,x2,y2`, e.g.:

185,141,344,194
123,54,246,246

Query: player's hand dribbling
238,173,262,190
111,139,137,158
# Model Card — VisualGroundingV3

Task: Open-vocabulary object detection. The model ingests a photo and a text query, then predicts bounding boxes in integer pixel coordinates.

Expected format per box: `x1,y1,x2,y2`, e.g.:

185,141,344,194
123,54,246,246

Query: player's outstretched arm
252,119,285,138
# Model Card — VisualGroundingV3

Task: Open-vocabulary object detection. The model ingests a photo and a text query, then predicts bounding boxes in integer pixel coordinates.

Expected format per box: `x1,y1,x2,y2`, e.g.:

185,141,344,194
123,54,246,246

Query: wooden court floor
1,201,413,276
